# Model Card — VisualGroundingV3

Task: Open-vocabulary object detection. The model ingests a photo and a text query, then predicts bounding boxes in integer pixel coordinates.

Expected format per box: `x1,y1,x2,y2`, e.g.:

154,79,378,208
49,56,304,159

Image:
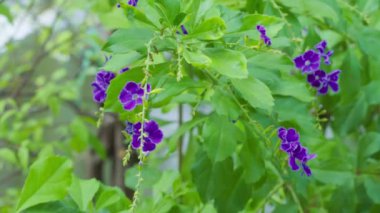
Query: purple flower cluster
256,25,271,46
293,40,341,95
126,120,164,152
91,71,116,103
128,0,138,7
116,0,138,7
278,127,316,176
119,81,151,111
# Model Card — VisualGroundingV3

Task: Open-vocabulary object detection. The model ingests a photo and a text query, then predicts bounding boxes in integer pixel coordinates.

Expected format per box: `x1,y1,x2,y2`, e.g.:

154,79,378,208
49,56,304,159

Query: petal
328,70,341,82
303,50,314,60
293,55,305,70
288,156,299,171
286,128,299,142
307,74,316,83
310,61,320,71
136,97,143,105
147,84,152,93
123,100,137,111
315,70,326,78
119,90,132,104
133,122,142,135
142,141,156,152
137,88,144,96
149,129,163,144
131,135,141,149
311,81,321,88
329,82,339,92
318,84,329,94
281,143,291,152
93,90,106,103
307,153,317,161
310,52,320,63
278,127,287,140
125,81,139,93
302,163,312,176
144,120,159,133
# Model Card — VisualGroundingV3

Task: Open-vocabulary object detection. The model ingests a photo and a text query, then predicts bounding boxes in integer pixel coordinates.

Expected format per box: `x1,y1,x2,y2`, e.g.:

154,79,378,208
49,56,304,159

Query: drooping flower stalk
91,70,115,103
277,127,316,176
256,25,272,46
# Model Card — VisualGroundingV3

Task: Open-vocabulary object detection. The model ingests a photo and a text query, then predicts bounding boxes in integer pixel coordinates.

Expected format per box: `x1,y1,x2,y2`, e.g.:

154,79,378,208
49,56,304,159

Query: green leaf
0,148,17,165
364,176,380,204
16,156,73,212
210,87,241,118
186,17,226,40
0,4,13,23
272,80,314,103
103,28,154,53
183,49,212,69
312,169,354,186
204,48,248,79
364,80,380,105
359,132,380,160
278,0,338,22
231,76,274,112
351,26,380,60
102,51,142,72
95,185,131,211
202,114,240,162
69,177,100,211
18,143,29,170
239,125,266,183
69,118,89,152
168,116,208,153
122,3,158,28
334,92,368,135
24,200,81,213
155,0,181,25
191,152,251,213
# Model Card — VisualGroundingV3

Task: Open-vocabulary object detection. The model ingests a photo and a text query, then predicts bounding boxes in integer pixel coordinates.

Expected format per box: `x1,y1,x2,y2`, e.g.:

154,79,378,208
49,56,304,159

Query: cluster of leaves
1,0,380,212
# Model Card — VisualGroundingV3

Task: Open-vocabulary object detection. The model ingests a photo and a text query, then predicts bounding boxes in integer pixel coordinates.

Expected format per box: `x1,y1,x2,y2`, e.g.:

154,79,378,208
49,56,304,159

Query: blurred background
1,0,380,212
0,0,142,206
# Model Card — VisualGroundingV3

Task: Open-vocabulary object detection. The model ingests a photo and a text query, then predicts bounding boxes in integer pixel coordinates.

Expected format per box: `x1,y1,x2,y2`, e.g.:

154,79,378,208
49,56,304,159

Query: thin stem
287,183,304,213
129,36,156,212
178,104,184,171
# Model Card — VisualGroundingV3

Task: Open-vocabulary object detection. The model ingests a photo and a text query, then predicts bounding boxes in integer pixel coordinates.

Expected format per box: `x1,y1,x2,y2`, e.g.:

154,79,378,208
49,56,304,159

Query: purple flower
119,82,151,111
131,120,164,152
119,66,129,73
307,70,341,94
117,3,121,8
181,25,188,35
315,40,334,65
128,0,138,7
125,121,134,135
119,82,145,111
91,71,115,103
278,127,316,176
256,25,271,46
293,50,320,73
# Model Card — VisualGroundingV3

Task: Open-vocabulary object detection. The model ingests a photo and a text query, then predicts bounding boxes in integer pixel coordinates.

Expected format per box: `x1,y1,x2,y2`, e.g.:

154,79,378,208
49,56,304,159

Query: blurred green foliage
0,0,380,212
